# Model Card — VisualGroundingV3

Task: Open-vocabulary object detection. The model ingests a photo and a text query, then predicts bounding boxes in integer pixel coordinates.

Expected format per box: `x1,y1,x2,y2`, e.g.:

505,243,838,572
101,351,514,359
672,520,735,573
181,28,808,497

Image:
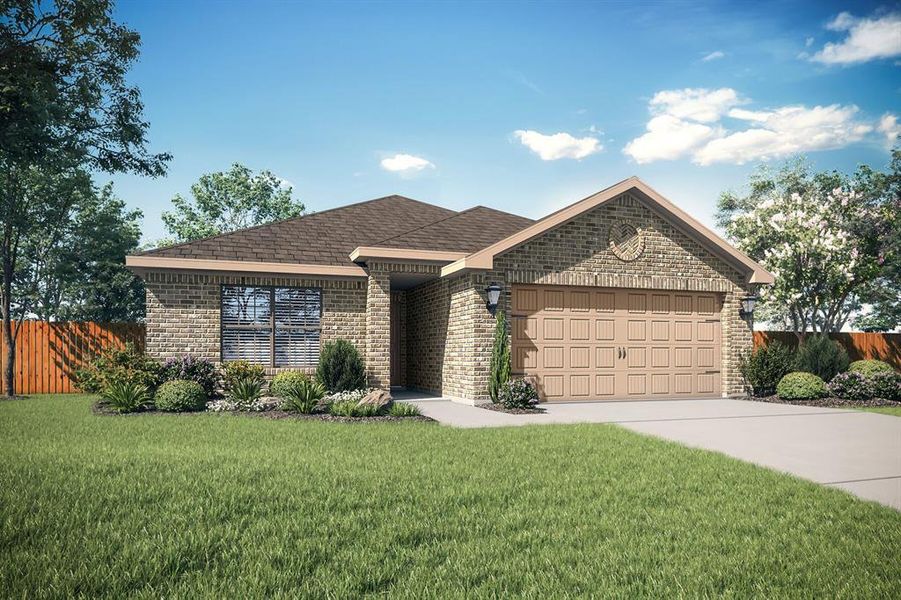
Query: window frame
219,284,323,368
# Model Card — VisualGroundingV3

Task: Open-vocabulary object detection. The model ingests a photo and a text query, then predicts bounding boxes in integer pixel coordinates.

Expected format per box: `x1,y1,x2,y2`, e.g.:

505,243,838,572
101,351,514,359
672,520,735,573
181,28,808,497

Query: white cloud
877,113,901,147
702,50,725,62
694,104,872,165
379,153,435,173
623,115,717,164
649,88,742,123
811,12,901,64
623,86,881,166
805,36,815,48
513,130,602,160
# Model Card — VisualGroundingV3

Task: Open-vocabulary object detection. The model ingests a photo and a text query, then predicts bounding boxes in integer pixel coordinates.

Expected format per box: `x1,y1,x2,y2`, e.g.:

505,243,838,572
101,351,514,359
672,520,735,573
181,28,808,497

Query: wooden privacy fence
754,331,901,369
0,321,145,395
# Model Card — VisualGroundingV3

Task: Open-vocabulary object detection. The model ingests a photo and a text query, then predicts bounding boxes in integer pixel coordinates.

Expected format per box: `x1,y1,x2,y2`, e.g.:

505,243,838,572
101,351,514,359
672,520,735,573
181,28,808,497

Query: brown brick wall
460,192,752,401
143,271,367,374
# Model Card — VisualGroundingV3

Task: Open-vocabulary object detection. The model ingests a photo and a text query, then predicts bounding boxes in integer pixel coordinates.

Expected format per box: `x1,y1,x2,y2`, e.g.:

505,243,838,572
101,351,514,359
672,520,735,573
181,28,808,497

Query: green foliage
74,343,162,394
795,335,849,382
870,371,901,402
100,380,151,414
499,378,539,409
776,372,827,400
281,379,325,414
316,340,365,393
222,361,266,392
328,399,362,417
161,356,219,398
848,360,894,377
828,372,875,401
1,0,169,396
387,402,421,417
739,341,796,397
716,156,897,334
269,371,311,399
227,379,264,408
160,163,304,244
487,310,511,403
154,380,207,412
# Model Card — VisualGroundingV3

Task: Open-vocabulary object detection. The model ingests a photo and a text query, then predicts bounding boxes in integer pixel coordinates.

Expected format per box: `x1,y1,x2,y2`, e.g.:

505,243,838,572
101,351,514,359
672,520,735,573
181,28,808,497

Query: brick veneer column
365,265,391,389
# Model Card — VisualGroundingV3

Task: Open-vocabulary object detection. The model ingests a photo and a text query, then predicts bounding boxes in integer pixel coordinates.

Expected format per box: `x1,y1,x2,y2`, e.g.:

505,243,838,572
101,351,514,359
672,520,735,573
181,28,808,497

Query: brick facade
142,192,754,401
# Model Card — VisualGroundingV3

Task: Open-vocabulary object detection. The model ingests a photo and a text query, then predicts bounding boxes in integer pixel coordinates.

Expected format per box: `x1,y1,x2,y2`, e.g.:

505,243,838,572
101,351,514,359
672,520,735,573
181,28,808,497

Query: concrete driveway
399,393,901,510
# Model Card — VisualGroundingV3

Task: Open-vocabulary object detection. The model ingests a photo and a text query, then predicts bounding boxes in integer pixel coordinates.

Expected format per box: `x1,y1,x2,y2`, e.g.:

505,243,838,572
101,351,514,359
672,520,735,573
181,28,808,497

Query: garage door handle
623,347,627,359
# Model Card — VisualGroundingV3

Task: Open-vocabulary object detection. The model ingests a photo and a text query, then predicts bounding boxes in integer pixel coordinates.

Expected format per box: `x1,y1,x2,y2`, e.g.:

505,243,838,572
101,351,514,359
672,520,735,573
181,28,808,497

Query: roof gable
441,177,774,285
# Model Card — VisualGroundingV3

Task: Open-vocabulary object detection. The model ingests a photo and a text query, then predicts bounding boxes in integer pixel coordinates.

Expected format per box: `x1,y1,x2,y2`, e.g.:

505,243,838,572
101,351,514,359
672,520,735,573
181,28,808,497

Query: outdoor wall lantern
739,294,758,320
485,282,502,315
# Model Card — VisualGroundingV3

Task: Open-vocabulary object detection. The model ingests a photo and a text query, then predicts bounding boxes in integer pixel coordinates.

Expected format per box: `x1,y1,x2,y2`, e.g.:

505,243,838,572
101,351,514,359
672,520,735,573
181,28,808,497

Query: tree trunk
2,314,13,398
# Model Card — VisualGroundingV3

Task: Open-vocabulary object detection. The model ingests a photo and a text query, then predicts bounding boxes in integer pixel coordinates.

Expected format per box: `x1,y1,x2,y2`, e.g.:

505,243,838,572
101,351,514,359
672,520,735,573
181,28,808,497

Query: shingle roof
372,206,534,253
141,195,532,266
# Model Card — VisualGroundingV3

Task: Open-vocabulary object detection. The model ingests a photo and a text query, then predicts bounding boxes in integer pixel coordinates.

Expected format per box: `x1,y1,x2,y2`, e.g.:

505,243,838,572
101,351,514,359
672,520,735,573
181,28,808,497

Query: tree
717,157,896,339
1,0,169,396
20,181,145,322
161,163,304,244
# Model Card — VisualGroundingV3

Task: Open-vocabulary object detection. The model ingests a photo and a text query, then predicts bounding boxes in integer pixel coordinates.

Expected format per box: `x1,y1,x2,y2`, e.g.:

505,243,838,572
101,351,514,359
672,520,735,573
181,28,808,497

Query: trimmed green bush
499,378,539,409
316,340,365,392
161,355,219,397
281,378,325,414
776,372,827,400
488,310,512,404
154,380,207,412
795,335,849,382
100,380,152,413
848,360,894,378
269,371,311,398
739,341,795,397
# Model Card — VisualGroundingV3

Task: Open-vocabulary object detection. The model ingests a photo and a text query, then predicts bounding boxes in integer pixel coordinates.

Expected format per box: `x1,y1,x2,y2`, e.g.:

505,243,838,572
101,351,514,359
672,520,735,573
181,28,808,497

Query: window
221,285,322,367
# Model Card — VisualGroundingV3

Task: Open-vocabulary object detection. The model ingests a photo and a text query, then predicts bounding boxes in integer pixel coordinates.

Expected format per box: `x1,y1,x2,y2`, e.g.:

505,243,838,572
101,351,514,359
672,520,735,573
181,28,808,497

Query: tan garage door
511,285,722,401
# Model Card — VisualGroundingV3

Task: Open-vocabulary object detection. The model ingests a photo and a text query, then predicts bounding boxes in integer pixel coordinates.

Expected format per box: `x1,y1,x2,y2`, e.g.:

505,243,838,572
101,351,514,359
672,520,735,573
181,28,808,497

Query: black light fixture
739,294,758,319
485,282,502,315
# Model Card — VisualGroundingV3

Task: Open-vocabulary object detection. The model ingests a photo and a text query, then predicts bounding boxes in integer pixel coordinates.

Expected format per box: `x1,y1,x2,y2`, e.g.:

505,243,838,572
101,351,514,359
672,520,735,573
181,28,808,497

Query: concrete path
398,393,901,510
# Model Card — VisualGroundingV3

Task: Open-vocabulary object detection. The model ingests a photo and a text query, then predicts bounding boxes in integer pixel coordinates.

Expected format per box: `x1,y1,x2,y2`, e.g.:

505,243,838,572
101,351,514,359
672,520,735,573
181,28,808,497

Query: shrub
794,335,849,382
222,360,266,392
206,397,280,413
161,355,219,397
828,371,874,401
322,389,371,405
848,359,894,378
269,371,310,398
281,378,325,414
488,310,512,403
328,399,361,417
871,371,901,402
100,380,151,413
74,343,162,393
228,378,263,408
155,380,207,412
499,378,539,409
316,340,365,392
387,402,421,417
776,372,827,400
739,341,795,397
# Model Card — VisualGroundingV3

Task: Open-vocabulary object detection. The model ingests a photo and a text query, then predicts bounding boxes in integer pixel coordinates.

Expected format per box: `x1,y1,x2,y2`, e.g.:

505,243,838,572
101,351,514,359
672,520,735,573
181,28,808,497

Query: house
126,177,773,404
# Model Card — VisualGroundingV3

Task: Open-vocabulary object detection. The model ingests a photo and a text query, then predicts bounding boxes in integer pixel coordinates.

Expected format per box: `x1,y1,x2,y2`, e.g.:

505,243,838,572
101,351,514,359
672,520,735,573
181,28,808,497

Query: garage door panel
512,285,722,401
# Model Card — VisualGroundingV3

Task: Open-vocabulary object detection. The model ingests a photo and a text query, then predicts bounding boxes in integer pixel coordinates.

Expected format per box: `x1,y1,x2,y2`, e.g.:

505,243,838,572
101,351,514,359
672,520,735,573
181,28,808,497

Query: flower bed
753,395,898,409
479,403,545,415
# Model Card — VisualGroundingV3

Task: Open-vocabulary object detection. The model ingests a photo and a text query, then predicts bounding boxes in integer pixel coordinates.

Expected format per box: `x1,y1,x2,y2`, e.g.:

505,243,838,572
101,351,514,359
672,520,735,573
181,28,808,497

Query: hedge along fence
754,331,901,370
0,321,145,395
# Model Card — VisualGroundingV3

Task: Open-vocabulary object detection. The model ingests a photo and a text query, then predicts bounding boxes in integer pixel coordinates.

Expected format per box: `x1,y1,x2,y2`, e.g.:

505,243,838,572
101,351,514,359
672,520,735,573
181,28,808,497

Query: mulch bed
479,403,546,415
752,395,899,408
92,401,435,423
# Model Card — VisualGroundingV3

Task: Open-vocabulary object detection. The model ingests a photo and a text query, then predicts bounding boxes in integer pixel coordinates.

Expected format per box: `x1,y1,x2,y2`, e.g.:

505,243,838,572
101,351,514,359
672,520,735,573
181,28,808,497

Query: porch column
365,265,391,389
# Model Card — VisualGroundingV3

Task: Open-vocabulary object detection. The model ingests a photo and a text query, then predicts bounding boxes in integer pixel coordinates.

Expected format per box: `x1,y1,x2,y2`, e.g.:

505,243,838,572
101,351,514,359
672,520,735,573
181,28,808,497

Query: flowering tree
717,159,894,338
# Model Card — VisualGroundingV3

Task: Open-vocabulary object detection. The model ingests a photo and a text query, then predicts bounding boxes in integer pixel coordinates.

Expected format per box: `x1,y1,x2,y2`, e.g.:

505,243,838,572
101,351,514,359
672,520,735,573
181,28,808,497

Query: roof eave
125,256,368,278
349,247,468,264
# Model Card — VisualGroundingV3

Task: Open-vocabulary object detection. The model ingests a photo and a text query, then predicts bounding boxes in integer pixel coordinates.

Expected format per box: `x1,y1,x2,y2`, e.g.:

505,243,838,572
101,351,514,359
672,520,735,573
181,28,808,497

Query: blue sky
109,0,901,242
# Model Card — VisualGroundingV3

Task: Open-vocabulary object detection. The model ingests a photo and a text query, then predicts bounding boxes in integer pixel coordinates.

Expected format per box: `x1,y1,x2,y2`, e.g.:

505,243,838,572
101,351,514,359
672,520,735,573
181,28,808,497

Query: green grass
2,395,900,598
858,405,901,417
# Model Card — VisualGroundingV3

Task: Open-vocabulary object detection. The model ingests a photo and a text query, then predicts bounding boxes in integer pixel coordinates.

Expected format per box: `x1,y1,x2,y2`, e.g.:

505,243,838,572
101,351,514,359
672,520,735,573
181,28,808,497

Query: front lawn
859,405,901,417
2,395,900,597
